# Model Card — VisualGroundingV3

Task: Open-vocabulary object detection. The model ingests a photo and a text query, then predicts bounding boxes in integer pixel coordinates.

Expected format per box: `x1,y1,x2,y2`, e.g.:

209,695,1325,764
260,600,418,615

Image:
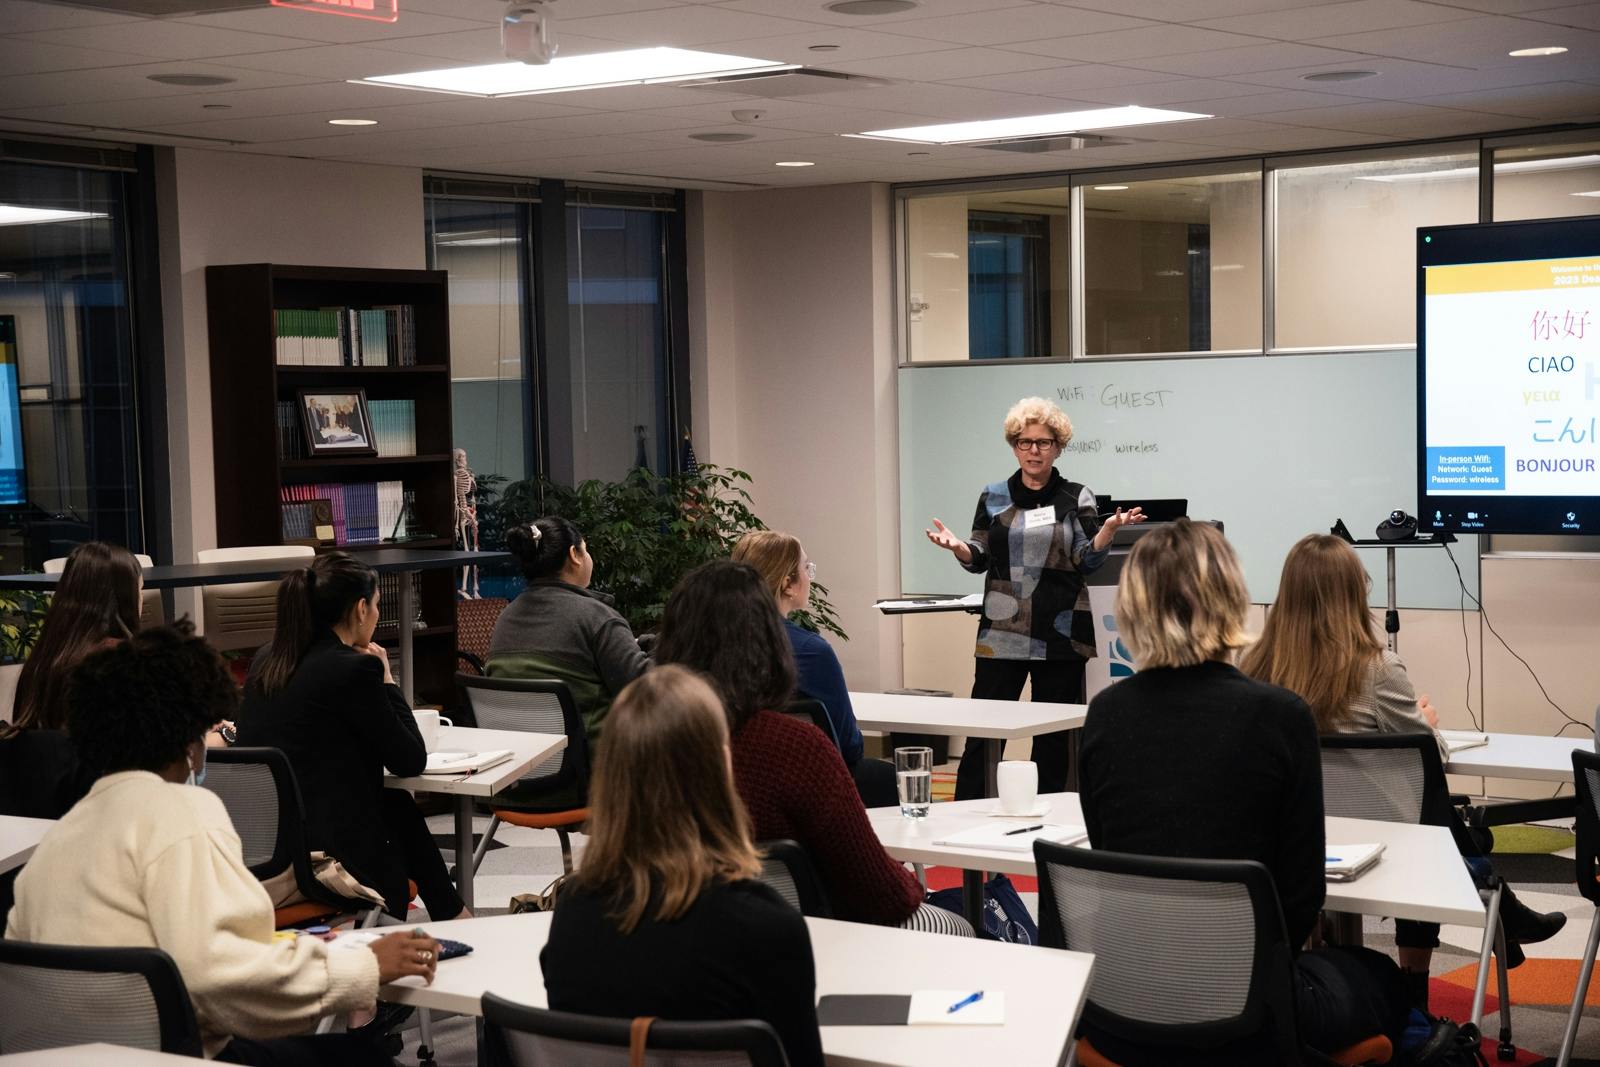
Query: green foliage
486,464,847,641
0,589,49,664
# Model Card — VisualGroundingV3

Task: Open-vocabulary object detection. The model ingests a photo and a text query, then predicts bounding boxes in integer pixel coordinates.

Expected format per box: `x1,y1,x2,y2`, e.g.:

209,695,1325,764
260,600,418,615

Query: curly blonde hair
1003,397,1072,448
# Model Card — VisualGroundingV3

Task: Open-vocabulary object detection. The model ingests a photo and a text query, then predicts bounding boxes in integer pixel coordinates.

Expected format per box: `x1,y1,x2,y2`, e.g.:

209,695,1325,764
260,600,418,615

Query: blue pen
1325,856,1342,863
947,991,984,1014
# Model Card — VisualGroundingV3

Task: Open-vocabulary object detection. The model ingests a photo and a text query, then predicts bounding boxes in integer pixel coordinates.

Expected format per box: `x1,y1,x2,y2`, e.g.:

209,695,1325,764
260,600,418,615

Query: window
1492,137,1600,222
0,155,143,569
1273,149,1477,349
564,200,672,481
1080,169,1261,357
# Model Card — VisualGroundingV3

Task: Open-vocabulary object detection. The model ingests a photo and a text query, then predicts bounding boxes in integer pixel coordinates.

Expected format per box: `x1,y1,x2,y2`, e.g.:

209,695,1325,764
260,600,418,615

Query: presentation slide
1422,253,1598,530
0,316,26,507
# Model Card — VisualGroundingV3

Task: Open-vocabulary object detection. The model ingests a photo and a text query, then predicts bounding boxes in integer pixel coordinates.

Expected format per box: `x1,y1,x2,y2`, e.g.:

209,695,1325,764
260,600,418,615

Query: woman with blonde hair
1078,520,1408,1063
925,395,1143,799
732,531,895,808
541,664,824,1067
1241,533,1564,1003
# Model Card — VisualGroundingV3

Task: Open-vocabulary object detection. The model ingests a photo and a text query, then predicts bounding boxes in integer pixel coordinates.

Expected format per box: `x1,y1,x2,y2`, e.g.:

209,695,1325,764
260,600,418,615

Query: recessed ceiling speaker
147,73,237,86
1302,70,1378,82
825,0,918,15
689,132,757,142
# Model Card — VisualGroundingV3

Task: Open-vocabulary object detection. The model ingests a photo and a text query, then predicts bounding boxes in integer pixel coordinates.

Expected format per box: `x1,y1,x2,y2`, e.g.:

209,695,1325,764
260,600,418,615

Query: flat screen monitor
0,316,25,507
1417,216,1600,536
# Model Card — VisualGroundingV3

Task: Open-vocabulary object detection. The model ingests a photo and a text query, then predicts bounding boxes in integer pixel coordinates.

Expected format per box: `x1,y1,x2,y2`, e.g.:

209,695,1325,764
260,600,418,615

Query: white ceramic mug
412,709,453,752
997,760,1039,815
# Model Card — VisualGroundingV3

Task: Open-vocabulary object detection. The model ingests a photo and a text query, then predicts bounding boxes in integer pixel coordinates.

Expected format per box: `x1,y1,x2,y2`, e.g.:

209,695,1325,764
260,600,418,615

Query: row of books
274,306,418,367
278,481,411,545
275,399,417,460
376,571,426,630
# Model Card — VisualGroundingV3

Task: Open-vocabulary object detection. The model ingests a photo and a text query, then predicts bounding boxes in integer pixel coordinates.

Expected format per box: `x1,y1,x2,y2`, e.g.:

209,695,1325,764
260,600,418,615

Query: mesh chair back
1572,750,1600,907
483,995,789,1067
44,553,164,630
0,942,202,1056
1319,733,1449,826
456,675,589,797
756,840,833,918
1033,841,1297,1057
780,700,839,751
196,546,315,653
201,747,292,879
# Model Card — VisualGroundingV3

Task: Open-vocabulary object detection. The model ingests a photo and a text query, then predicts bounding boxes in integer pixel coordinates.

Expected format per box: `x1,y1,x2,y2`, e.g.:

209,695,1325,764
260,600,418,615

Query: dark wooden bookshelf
205,263,460,704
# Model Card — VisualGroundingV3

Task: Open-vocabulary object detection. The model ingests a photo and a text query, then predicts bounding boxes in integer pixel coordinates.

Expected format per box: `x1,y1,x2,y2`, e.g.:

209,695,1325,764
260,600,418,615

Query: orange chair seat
491,807,588,830
272,880,418,929
1077,1033,1392,1066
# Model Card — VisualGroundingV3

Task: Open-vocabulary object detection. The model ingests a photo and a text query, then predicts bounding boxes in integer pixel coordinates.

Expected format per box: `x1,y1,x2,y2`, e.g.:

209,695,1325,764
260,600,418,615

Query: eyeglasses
1013,438,1057,453
803,561,817,580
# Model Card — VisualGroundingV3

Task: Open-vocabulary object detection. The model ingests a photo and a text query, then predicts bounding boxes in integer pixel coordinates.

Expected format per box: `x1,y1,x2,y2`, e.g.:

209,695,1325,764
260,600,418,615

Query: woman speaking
926,396,1142,800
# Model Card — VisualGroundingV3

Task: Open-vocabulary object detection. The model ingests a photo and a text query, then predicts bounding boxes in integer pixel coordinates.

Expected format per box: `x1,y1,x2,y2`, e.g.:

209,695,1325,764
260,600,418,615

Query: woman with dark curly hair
6,622,440,1066
655,560,969,935
238,552,466,922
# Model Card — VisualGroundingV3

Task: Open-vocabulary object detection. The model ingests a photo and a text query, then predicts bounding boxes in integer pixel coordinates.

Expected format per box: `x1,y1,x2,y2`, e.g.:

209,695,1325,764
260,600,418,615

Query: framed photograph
298,389,377,457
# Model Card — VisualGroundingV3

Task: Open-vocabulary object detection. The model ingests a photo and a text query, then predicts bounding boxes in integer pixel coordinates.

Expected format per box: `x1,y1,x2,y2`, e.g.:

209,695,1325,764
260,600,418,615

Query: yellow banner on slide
1426,256,1600,296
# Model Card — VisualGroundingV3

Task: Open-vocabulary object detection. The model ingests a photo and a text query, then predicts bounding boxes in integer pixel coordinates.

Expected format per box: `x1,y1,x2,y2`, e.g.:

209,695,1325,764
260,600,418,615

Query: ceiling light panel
851,106,1211,145
356,48,795,98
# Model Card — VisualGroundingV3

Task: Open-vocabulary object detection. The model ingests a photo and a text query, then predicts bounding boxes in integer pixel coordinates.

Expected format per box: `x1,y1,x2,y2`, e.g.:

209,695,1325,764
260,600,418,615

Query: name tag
1024,506,1056,530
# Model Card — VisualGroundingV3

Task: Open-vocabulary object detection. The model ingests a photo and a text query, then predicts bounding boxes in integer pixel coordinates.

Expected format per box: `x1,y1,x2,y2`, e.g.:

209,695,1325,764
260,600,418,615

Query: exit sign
269,0,399,22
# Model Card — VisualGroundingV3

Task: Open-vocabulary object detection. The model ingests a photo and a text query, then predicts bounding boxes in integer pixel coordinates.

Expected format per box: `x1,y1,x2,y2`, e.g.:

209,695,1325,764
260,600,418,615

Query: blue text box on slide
1427,447,1504,492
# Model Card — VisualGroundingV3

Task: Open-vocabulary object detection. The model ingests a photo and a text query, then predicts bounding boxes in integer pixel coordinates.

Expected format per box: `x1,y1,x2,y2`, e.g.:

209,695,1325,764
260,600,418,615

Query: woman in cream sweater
6,623,440,1066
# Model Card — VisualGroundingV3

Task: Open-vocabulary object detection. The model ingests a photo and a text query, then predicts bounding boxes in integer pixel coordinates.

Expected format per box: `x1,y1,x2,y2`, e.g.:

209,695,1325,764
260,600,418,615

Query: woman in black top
1078,520,1408,1064
237,552,466,921
925,396,1143,799
542,665,824,1067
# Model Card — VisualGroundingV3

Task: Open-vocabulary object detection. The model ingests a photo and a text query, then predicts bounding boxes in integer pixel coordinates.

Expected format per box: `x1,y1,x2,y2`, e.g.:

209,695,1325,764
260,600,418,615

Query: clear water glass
895,746,933,818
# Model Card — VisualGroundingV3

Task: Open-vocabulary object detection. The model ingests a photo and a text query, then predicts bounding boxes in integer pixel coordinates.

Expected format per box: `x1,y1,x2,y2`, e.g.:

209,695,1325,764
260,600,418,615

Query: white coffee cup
412,709,453,752
997,760,1039,815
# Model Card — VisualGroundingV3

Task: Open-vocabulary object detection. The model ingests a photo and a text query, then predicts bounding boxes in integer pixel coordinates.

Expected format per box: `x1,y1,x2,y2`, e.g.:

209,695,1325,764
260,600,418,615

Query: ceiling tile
17,20,309,61
0,57,314,109
1183,125,1400,149
172,7,485,44
1518,4,1600,31
1052,76,1277,106
1312,15,1600,71
1418,81,1600,119
361,28,625,63
219,44,512,79
1244,100,1509,135
829,47,1065,82
1196,0,1481,40
0,0,142,32
1124,42,1376,78
1007,24,1268,63
0,37,143,76
712,0,1036,27
704,25,961,65
558,7,828,47
1418,0,1577,13
787,81,1079,120
947,63,1181,95
1033,0,1352,17
1179,88,1370,115
1226,55,1596,98
876,4,1156,46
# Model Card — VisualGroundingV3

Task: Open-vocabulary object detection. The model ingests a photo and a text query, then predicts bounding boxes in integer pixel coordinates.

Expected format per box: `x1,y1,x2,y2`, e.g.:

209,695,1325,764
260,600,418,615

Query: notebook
1439,729,1490,754
423,749,514,775
1325,843,1386,882
930,823,1088,853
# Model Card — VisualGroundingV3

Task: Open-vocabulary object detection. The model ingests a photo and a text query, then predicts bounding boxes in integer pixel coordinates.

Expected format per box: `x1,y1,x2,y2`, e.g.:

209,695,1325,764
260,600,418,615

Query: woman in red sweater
655,560,969,935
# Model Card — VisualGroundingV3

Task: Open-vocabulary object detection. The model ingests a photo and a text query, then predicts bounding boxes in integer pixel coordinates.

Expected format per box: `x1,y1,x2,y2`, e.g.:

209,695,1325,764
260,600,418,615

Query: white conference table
0,815,55,875
375,911,1095,1067
0,1045,198,1065
1445,732,1588,784
385,725,566,911
868,793,1496,1024
849,691,1088,797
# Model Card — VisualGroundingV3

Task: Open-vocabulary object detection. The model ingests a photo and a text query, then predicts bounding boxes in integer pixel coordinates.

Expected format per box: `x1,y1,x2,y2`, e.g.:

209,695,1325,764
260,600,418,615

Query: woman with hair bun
237,551,466,921
487,517,649,758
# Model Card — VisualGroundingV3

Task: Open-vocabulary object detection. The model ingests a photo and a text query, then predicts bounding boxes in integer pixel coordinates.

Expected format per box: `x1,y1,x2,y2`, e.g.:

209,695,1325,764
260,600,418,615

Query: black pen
1004,824,1044,836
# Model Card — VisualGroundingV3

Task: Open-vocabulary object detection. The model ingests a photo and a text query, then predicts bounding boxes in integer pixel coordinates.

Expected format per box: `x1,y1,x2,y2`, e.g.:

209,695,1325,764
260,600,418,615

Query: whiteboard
898,350,1480,610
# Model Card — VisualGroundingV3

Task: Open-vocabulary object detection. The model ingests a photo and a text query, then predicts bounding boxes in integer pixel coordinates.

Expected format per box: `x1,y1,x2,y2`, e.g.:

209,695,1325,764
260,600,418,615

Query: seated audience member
5,623,440,1066
237,552,466,922
542,665,824,1067
1079,520,1409,1063
1241,533,1565,1002
486,518,648,756
655,560,969,935
731,531,895,808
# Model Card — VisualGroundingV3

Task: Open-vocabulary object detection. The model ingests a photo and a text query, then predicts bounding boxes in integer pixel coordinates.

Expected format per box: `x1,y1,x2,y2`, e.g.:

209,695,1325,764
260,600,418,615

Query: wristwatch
219,723,238,745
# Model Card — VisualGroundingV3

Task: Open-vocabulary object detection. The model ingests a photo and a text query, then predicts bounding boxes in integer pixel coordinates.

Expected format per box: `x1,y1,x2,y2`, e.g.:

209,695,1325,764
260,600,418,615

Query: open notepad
931,823,1088,853
1438,729,1490,755
423,749,513,775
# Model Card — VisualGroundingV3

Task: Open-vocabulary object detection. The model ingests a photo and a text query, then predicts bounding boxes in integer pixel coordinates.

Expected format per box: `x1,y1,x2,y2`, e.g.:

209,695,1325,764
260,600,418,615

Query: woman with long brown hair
541,665,824,1067
1241,533,1565,1004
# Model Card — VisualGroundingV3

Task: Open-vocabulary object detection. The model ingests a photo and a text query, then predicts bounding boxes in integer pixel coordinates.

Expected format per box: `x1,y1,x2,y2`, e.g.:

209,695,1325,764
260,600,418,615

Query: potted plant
0,588,49,722
486,464,846,641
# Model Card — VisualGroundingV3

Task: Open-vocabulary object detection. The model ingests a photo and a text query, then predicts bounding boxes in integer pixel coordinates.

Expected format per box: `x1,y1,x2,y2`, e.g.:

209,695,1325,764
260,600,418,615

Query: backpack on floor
926,873,1039,945
1400,1014,1490,1067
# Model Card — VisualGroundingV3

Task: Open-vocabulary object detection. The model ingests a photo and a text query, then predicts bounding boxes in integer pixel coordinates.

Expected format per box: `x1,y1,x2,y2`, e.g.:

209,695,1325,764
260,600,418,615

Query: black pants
218,1034,393,1067
379,788,464,920
1295,946,1412,1054
850,756,899,809
955,657,1085,801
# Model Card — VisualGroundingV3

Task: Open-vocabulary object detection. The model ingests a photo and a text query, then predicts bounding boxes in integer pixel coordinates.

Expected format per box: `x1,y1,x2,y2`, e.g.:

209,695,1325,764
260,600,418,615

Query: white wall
157,148,425,575
686,184,903,692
